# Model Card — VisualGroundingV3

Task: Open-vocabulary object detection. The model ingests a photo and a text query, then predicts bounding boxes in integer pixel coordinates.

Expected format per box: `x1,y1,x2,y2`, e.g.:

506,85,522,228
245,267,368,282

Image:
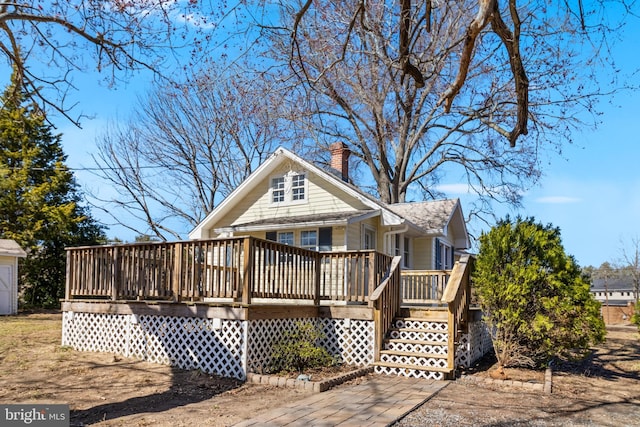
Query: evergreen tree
0,72,106,308
473,216,605,368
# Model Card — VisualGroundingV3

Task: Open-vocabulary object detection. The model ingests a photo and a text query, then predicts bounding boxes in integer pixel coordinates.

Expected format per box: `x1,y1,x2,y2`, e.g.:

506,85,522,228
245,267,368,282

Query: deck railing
369,256,402,361
441,254,474,374
65,237,391,304
400,270,450,304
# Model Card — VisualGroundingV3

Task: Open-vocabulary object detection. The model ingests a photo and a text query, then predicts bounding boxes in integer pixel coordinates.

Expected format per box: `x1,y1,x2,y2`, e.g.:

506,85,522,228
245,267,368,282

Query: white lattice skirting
62,312,374,380
455,320,493,368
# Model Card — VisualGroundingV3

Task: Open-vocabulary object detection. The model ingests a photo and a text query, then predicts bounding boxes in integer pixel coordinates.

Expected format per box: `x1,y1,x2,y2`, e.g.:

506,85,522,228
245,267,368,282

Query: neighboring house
190,143,470,270
0,239,26,315
591,277,637,324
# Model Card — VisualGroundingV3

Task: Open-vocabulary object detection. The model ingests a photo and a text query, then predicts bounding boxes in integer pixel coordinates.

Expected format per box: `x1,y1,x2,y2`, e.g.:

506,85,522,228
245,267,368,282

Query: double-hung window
394,235,411,268
271,177,285,203
291,174,305,201
271,172,307,205
435,238,453,270
300,230,317,250
278,232,294,246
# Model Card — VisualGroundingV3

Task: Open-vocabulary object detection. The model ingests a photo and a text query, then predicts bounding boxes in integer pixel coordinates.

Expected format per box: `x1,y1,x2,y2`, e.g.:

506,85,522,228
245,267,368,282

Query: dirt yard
1,312,639,427
396,325,640,426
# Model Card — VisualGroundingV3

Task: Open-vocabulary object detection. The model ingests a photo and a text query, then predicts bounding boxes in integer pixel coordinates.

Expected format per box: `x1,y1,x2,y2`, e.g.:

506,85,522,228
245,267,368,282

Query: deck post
65,250,71,300
242,237,253,305
172,243,183,302
373,306,382,361
111,246,119,301
314,251,321,305
368,251,375,300
446,301,456,377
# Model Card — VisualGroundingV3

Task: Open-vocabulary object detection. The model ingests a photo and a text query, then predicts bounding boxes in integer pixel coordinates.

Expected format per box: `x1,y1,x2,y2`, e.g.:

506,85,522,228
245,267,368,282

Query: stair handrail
368,255,402,362
440,254,474,374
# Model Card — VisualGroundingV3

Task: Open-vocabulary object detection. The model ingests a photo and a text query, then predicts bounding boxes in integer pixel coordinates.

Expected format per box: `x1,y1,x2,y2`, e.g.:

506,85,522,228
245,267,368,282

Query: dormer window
270,172,307,205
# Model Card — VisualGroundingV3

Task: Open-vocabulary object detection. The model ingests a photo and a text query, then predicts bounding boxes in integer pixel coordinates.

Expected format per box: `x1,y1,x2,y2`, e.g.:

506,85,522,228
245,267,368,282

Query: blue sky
54,10,640,269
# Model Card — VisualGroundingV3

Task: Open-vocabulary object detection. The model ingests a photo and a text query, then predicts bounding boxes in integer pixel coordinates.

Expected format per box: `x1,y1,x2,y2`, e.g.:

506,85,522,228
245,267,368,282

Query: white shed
0,239,26,315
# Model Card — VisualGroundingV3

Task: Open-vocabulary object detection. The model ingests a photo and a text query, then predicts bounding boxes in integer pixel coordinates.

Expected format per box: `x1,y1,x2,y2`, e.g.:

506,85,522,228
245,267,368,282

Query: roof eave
0,250,26,258
216,218,352,234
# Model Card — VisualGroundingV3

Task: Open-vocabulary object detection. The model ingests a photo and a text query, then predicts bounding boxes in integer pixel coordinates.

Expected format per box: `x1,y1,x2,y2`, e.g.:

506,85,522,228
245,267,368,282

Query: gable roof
190,147,469,249
0,239,26,257
388,199,470,248
190,147,405,238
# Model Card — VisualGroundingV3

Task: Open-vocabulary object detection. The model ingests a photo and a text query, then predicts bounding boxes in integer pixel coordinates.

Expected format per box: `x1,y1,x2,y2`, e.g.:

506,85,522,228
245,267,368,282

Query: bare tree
0,1,244,124
268,0,632,207
591,261,616,324
620,236,640,304
286,0,634,147
91,67,285,240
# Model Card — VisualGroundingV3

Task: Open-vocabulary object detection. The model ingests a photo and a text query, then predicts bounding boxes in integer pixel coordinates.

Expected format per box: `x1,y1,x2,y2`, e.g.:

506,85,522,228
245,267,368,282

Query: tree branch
490,0,529,147
441,0,529,147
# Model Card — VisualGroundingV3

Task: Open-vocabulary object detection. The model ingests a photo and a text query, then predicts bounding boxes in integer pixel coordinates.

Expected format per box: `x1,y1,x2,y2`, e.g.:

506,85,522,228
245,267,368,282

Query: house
61,144,489,382
591,277,638,325
0,239,26,315
190,143,470,271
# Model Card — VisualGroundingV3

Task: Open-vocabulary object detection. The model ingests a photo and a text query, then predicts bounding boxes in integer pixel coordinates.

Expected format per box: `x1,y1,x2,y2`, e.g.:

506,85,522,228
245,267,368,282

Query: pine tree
0,72,106,308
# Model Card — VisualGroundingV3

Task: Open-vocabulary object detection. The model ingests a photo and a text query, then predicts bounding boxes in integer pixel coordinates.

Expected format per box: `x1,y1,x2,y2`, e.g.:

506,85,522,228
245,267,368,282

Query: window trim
435,238,453,270
362,225,376,250
277,231,294,246
300,229,318,250
271,176,285,203
269,171,308,206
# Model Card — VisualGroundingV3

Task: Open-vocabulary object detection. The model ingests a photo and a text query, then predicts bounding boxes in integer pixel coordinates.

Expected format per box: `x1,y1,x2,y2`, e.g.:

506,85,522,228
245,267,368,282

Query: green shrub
269,321,335,373
474,216,606,368
632,305,640,331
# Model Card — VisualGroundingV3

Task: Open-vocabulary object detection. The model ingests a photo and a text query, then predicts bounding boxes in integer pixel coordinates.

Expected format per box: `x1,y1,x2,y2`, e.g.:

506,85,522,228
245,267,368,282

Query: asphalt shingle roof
386,199,457,233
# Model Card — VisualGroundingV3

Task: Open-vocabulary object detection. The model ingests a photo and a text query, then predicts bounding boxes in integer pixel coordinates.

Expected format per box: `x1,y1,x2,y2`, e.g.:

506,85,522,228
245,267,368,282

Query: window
271,177,285,203
291,174,305,201
403,237,410,268
363,226,376,250
301,230,317,250
393,235,410,268
319,227,332,251
279,232,294,263
435,238,453,270
270,172,307,204
267,228,331,252
278,232,294,246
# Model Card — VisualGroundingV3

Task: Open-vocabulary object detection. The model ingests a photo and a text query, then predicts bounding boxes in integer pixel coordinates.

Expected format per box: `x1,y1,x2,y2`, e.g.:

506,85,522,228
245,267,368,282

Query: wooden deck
63,237,475,377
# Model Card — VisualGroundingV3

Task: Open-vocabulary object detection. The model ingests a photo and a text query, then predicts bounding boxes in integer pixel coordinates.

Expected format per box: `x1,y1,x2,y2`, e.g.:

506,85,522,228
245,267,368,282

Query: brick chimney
329,142,351,182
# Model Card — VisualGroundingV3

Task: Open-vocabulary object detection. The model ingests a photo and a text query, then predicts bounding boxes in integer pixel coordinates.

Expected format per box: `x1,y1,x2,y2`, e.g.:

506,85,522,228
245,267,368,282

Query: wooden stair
372,311,452,380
